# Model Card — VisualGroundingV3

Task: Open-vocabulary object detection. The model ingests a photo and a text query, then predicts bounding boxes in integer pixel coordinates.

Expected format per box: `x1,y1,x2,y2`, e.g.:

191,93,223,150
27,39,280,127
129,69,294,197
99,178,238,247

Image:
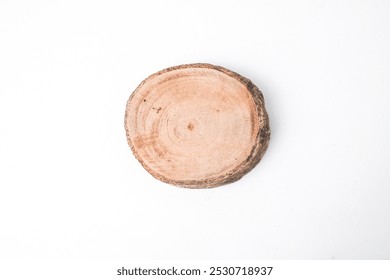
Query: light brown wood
125,64,270,188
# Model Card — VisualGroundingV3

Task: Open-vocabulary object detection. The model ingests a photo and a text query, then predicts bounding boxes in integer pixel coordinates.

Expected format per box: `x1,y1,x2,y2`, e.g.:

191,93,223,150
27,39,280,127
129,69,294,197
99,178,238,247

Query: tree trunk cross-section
125,63,270,188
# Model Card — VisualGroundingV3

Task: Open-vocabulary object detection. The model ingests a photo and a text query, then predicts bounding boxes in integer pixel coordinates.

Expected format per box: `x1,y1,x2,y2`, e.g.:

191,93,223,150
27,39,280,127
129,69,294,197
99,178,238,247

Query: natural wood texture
125,64,270,188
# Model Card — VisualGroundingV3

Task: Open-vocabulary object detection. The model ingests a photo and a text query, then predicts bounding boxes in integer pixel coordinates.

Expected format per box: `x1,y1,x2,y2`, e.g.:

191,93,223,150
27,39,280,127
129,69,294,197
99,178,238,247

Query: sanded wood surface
125,64,270,188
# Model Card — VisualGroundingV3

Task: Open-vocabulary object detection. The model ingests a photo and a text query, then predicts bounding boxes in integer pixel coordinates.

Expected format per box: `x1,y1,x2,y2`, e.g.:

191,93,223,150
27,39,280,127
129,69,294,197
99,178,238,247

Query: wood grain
125,64,270,188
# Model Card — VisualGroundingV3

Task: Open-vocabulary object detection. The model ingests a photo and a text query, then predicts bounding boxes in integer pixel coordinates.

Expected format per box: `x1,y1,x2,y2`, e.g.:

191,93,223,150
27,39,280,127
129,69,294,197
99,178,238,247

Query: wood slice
125,63,270,188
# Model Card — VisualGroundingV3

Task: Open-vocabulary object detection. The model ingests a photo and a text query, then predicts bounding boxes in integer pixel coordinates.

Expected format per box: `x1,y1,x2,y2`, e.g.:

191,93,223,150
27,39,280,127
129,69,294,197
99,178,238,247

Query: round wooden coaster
125,63,270,188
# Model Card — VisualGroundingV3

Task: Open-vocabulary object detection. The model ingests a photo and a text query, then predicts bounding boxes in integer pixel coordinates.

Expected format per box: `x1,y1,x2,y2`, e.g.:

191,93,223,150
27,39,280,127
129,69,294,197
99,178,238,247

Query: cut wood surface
125,64,270,188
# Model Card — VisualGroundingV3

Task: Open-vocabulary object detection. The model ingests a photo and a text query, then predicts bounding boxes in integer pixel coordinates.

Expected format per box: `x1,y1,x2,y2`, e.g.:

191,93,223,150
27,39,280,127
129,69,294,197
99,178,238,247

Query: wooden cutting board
125,63,270,188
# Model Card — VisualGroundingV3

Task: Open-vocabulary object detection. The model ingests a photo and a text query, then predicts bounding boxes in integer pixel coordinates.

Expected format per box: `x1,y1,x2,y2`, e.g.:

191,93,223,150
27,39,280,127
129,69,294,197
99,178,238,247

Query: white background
1,0,389,260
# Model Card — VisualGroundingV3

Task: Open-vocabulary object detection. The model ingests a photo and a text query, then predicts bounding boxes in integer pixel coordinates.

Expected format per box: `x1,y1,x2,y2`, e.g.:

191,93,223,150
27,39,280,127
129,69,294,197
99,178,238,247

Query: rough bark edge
125,63,271,189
